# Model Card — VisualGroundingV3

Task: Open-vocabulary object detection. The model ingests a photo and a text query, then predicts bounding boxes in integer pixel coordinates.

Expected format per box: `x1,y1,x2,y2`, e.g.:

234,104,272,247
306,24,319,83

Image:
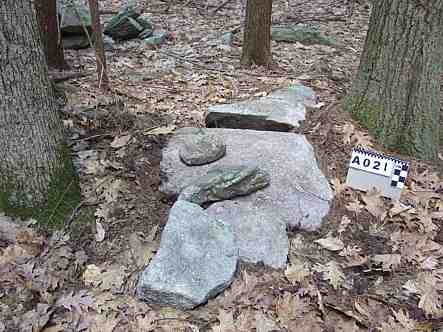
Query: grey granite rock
58,0,91,35
178,166,270,206
104,6,153,40
137,201,238,309
207,202,288,268
161,128,332,231
179,132,226,166
221,32,234,46
144,31,168,46
206,85,317,131
62,35,90,49
271,25,337,46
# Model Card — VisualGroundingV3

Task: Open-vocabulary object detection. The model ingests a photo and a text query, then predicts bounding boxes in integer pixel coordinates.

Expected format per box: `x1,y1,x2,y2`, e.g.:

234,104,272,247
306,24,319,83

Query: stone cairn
137,84,333,309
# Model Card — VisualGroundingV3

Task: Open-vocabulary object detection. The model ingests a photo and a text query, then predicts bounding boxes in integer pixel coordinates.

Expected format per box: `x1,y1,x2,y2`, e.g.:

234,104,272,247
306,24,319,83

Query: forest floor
1,0,443,331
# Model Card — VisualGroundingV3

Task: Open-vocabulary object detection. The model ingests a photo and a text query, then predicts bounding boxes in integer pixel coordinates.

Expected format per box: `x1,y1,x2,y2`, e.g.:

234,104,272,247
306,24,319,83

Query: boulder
221,32,234,46
104,7,153,40
137,201,238,309
178,166,270,206
161,128,332,231
57,0,91,35
207,202,288,269
63,35,90,49
271,25,337,46
179,131,226,166
205,85,317,131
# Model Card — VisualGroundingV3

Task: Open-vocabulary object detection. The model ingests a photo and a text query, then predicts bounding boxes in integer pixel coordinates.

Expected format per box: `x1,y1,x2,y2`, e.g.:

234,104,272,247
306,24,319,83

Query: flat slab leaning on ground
205,85,317,131
160,128,333,232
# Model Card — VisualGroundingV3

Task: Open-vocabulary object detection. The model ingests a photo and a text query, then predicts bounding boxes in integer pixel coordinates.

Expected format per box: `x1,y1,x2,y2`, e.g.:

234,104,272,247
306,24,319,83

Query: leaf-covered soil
1,0,443,331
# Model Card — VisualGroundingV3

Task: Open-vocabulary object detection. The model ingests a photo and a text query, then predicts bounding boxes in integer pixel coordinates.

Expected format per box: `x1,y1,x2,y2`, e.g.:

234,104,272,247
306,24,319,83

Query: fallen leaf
84,264,127,292
380,309,416,332
95,222,106,242
372,254,401,271
88,313,120,332
277,292,308,327
338,216,352,235
285,260,311,284
144,125,176,136
388,201,411,217
331,178,348,195
255,311,279,332
129,227,158,268
213,309,236,332
361,188,387,220
55,290,94,314
315,236,344,251
110,134,132,148
346,199,362,213
134,311,157,331
19,304,54,332
416,272,443,315
314,261,345,289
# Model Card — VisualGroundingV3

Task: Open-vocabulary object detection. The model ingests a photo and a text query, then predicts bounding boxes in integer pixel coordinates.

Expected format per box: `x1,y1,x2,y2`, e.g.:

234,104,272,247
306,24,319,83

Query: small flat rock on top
178,165,270,206
179,132,226,166
161,128,333,232
206,85,317,131
137,200,238,309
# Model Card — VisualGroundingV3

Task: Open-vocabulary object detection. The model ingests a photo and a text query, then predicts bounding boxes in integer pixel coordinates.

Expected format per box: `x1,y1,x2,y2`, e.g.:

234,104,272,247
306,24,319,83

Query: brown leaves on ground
2,0,443,330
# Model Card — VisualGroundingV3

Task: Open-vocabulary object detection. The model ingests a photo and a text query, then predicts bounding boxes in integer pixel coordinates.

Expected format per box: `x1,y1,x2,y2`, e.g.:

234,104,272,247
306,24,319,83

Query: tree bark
88,0,109,89
0,0,79,223
34,0,67,69
241,0,273,66
344,0,443,160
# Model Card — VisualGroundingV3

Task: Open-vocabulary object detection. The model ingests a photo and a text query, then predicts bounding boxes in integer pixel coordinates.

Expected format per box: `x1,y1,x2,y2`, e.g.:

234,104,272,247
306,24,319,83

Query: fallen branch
211,0,234,15
49,70,92,83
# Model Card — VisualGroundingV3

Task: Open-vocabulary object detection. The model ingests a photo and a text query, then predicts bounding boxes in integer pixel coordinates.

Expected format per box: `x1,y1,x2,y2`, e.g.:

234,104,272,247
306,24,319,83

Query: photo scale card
345,147,409,200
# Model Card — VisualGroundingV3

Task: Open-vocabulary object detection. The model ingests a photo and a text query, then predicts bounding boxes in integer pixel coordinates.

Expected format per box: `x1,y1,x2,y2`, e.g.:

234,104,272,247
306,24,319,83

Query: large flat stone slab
205,85,317,131
137,201,238,309
161,128,333,232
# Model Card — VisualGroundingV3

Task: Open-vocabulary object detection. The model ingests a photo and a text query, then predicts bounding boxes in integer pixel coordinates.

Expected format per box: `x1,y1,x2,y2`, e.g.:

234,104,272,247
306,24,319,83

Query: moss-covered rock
104,6,154,41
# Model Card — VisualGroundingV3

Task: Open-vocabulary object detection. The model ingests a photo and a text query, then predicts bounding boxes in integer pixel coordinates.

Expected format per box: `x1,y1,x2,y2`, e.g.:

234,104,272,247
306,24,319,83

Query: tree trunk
241,0,272,66
344,0,443,160
88,0,109,89
34,0,67,69
0,0,79,224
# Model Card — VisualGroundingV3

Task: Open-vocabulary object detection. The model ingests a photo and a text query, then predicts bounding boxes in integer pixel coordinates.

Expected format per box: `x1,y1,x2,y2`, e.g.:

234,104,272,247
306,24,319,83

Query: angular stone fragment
144,31,168,46
206,85,317,131
161,128,332,231
207,202,288,269
179,132,226,166
178,166,270,206
137,201,238,309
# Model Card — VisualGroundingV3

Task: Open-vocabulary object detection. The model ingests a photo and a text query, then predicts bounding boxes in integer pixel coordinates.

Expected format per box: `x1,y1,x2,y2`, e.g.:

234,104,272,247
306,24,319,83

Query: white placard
349,149,394,177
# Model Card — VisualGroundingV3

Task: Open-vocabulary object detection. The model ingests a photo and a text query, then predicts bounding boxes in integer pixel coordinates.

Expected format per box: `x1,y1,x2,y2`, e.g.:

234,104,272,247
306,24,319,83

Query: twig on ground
158,50,311,79
64,170,123,229
49,70,93,83
211,0,234,15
